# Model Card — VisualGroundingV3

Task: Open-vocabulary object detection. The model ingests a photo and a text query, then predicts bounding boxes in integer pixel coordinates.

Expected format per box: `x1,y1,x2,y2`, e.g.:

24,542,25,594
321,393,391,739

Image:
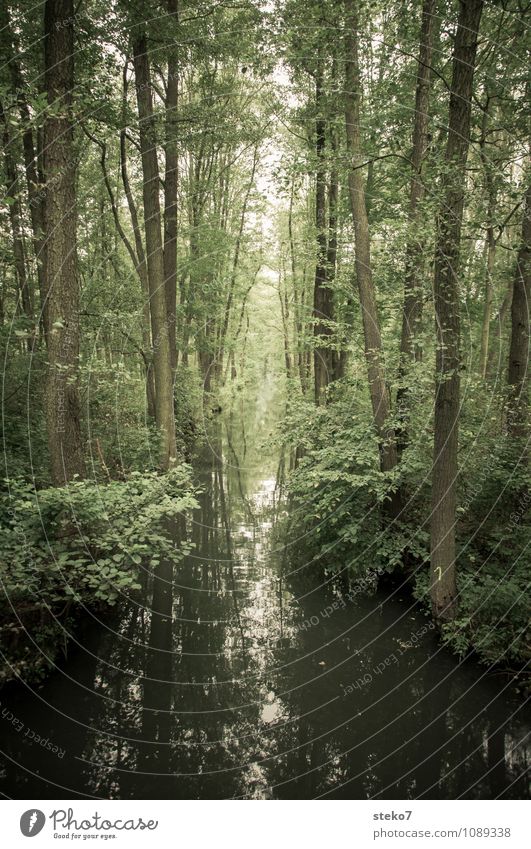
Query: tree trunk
430,0,483,622
479,226,496,378
288,175,307,393
85,118,156,421
344,0,399,486
478,98,497,379
397,0,436,453
279,258,293,379
1,105,34,326
327,120,340,381
163,0,179,375
133,31,177,469
120,66,156,419
313,53,333,405
43,0,85,484
486,278,512,376
507,182,530,438
0,6,46,323
218,148,258,380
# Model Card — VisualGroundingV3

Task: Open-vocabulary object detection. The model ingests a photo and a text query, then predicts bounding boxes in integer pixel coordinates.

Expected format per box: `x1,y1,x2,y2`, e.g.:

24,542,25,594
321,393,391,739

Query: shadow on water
0,411,528,799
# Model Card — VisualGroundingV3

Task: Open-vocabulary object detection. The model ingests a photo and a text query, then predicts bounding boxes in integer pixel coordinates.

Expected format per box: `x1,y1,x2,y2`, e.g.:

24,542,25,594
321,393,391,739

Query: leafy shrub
277,385,423,580
0,465,198,684
441,438,530,671
278,382,529,674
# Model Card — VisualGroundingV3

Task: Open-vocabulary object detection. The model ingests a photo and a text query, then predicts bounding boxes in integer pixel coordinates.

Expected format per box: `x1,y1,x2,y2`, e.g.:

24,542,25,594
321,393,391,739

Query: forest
0,0,529,800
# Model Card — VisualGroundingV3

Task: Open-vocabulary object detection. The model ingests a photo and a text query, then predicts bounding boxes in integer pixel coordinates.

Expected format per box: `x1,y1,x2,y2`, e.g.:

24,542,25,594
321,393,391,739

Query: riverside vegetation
0,0,529,692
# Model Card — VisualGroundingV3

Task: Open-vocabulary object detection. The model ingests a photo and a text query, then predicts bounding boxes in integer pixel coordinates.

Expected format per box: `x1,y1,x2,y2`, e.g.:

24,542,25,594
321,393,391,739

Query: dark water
0,414,529,800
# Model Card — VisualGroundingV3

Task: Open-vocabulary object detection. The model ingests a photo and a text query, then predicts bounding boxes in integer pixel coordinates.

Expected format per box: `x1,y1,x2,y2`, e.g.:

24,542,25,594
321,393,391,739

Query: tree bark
120,66,156,419
430,0,483,621
0,6,46,323
218,148,258,380
43,0,85,484
327,120,340,382
288,175,307,393
133,31,177,469
478,98,497,379
163,0,179,375
279,256,293,379
397,0,436,453
85,120,156,421
0,104,34,326
507,182,530,438
313,52,333,404
479,225,496,378
486,278,512,376
344,0,399,486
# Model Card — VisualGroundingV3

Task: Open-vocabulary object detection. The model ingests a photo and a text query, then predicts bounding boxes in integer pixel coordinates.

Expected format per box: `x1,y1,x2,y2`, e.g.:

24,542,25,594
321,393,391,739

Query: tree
396,0,436,453
43,0,86,484
429,0,484,622
0,102,34,328
163,0,180,375
507,181,530,438
344,0,399,486
0,4,46,321
132,27,178,469
477,95,497,379
313,48,333,404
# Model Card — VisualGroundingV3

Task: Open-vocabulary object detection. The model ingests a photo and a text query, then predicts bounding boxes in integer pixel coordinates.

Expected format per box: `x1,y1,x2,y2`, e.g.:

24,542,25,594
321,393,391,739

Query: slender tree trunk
479,226,496,378
507,182,530,438
397,0,436,453
1,105,34,325
133,31,177,469
279,257,293,379
313,52,332,404
288,176,307,393
43,0,85,484
0,263,4,325
478,99,497,379
163,0,179,375
0,6,46,323
218,148,258,378
327,120,339,381
486,278,512,376
118,75,156,419
89,123,156,421
430,0,483,622
344,0,399,486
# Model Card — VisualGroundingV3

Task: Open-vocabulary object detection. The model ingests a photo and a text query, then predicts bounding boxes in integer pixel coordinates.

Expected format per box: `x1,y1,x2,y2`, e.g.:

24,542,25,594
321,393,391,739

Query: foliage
0,0,528,689
283,387,530,673
0,466,198,684
279,384,427,576
442,439,530,670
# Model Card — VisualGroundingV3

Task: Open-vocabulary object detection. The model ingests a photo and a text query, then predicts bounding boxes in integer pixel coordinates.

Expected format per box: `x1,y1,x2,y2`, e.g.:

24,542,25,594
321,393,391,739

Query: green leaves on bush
0,466,198,684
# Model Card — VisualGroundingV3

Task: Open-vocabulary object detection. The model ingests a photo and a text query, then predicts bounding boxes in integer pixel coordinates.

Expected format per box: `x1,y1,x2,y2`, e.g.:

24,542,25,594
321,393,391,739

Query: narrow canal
0,408,528,799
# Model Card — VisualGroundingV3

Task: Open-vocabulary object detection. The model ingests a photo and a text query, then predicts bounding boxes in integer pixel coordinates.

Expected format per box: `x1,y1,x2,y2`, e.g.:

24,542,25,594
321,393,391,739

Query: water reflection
0,416,528,799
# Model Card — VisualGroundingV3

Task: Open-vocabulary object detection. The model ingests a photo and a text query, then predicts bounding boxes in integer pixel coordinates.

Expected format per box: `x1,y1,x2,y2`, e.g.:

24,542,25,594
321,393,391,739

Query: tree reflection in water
0,413,528,799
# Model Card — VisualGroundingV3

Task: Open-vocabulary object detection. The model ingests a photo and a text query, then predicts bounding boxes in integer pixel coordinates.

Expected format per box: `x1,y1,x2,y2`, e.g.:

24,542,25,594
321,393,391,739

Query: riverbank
0,417,528,799
278,391,530,683
0,467,197,687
